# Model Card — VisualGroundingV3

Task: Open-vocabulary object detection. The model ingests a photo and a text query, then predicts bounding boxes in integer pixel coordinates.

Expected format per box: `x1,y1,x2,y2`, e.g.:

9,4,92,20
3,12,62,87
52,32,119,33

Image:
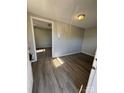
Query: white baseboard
53,51,81,58
80,51,94,57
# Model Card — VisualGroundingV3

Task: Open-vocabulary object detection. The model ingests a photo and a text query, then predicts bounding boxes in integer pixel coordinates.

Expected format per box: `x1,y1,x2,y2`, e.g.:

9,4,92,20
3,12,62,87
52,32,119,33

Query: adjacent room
27,0,97,93
33,19,52,59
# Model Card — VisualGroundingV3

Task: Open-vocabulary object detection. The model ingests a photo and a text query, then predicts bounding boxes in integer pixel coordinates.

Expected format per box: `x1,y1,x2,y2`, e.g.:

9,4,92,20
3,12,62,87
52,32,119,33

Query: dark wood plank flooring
32,48,94,93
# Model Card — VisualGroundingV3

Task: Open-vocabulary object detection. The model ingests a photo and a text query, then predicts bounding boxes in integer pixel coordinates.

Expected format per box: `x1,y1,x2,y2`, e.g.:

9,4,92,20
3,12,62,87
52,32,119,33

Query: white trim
30,16,54,62
31,16,54,24
54,51,81,58
80,51,94,57
54,51,94,58
30,16,37,62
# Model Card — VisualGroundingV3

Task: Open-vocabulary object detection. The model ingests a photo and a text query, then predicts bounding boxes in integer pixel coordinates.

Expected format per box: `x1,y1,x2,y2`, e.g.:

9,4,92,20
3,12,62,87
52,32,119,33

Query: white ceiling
33,19,52,29
28,0,97,29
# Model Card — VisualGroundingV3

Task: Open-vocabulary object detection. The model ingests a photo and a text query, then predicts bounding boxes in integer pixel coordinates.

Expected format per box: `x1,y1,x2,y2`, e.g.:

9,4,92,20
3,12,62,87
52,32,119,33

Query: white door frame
30,16,54,62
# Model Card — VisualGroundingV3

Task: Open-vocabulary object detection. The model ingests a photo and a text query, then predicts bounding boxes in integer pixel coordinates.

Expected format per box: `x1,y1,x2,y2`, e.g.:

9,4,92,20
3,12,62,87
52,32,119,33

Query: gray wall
81,27,97,56
27,13,84,59
53,21,84,57
34,27,52,48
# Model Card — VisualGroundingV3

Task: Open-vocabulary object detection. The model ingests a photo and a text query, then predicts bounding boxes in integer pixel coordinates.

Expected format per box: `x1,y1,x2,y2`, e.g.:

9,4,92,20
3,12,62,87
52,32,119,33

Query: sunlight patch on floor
36,49,45,53
52,57,64,68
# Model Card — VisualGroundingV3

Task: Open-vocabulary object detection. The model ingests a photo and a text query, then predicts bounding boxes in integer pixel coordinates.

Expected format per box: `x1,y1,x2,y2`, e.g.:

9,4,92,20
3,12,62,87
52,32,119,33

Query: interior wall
27,12,84,59
34,27,52,48
81,27,97,56
53,21,84,57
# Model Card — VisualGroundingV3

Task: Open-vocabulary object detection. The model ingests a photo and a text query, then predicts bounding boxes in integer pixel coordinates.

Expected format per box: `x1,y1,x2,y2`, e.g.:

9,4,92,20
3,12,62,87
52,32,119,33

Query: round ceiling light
77,14,85,20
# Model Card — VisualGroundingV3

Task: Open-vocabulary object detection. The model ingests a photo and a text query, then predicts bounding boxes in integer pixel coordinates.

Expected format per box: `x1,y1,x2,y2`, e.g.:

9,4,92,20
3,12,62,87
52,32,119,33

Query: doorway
30,16,54,62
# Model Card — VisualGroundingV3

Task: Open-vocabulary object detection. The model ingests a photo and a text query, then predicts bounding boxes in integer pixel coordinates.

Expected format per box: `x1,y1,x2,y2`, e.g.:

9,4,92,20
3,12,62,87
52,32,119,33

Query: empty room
33,19,52,60
27,0,97,93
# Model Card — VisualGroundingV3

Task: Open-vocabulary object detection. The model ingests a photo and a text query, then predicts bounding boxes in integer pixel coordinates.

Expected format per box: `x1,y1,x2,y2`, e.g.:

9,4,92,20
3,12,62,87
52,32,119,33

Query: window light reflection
36,49,45,53
52,57,64,68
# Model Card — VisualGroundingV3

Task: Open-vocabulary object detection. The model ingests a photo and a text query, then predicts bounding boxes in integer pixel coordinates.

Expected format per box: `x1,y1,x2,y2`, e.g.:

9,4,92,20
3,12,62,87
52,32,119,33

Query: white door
27,51,33,93
86,51,97,93
89,71,97,93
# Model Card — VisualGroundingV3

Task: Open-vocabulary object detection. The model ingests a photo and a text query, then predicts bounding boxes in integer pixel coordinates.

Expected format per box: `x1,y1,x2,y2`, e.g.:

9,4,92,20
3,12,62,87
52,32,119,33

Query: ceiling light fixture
78,14,85,20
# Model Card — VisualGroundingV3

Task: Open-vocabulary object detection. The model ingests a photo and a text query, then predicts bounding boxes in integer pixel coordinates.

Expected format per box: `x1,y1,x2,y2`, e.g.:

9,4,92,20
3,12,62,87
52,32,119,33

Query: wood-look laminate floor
32,48,94,93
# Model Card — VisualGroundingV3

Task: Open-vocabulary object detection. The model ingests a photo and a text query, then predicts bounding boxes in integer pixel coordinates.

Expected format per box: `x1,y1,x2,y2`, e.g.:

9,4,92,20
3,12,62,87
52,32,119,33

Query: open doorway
30,16,54,62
